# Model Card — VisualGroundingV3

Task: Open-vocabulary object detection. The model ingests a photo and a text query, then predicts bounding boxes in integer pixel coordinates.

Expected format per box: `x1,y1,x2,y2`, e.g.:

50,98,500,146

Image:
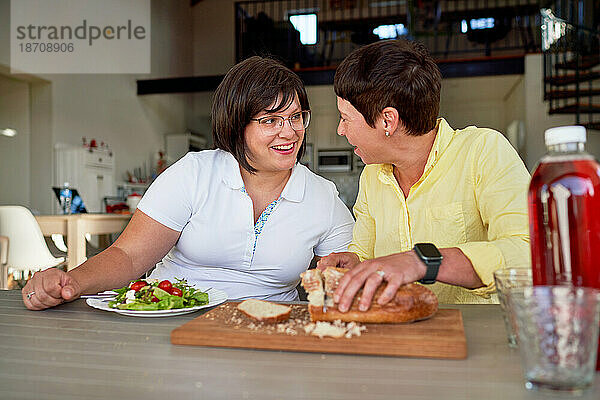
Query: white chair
0,206,65,289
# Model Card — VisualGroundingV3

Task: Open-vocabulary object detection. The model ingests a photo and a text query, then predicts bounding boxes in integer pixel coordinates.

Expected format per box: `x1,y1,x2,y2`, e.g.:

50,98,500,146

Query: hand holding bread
301,266,437,323
333,251,427,312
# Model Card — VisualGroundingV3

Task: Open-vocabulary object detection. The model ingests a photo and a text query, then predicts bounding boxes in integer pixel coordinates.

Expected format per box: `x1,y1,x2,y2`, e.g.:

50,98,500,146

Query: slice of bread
237,299,291,323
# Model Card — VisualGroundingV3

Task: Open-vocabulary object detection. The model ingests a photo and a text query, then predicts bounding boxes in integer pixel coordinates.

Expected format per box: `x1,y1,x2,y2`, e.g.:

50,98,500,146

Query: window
461,17,495,33
289,13,317,45
373,24,407,40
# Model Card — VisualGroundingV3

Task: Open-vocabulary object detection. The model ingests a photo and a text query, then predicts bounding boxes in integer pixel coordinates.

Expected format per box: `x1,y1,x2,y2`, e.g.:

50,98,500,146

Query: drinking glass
510,286,600,394
493,268,532,347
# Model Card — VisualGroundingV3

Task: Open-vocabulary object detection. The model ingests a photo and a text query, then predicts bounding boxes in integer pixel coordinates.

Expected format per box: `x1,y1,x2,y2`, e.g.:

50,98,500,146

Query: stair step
554,55,600,71
545,72,600,86
549,103,600,114
545,89,600,100
583,122,600,131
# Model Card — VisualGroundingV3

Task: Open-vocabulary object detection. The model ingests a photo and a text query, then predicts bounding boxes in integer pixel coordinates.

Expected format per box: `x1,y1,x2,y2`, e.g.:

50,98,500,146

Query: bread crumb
218,304,365,339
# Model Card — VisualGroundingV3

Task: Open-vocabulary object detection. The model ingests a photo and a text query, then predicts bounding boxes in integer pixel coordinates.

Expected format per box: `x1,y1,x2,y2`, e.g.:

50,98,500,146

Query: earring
385,131,390,137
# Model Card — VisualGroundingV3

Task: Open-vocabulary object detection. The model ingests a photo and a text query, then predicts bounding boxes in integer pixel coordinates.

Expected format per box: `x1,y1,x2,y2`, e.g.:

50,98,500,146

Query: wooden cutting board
171,302,467,359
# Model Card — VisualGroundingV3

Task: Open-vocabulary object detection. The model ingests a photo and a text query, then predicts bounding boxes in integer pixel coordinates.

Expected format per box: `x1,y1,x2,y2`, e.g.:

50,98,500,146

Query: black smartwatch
413,243,443,284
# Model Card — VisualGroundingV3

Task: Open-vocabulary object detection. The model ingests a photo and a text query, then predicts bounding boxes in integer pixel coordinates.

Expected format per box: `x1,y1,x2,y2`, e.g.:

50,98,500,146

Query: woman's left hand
333,251,427,312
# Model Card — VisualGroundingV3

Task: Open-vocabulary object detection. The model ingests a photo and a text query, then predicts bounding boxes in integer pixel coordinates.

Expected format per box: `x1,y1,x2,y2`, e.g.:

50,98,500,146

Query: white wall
189,0,237,142
439,55,600,170
0,0,194,213
524,54,600,168
0,0,7,66
29,81,53,213
503,77,526,126
440,75,518,132
0,76,30,206
192,0,236,76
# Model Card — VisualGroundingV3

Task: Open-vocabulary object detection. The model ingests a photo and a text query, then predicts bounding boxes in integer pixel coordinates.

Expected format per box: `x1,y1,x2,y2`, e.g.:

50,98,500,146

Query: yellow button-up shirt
348,118,531,304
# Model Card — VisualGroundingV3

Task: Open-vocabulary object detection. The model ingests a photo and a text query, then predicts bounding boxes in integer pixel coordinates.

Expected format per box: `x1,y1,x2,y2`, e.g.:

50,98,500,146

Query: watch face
415,243,442,260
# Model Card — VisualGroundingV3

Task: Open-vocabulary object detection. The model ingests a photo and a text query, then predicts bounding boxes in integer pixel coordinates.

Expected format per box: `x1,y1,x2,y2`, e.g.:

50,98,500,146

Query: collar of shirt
220,150,306,203
376,118,455,188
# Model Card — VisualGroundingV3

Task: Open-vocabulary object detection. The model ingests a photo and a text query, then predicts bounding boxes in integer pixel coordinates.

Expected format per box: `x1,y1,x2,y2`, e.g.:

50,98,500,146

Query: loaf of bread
301,267,438,323
237,299,291,323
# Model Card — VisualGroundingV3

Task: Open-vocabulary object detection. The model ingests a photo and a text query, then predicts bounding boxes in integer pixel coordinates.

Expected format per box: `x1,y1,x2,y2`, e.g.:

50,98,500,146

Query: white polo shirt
137,149,354,301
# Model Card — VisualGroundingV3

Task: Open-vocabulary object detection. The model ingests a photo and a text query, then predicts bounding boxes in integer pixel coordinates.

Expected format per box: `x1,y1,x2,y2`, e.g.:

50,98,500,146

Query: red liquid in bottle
528,155,600,369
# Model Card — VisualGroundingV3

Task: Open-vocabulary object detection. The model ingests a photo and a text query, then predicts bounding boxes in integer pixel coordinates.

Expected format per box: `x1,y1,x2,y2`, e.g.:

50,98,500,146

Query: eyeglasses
250,110,311,135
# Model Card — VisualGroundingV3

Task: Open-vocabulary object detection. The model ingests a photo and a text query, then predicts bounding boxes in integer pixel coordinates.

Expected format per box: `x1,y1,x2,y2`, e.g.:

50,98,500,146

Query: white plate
86,288,228,317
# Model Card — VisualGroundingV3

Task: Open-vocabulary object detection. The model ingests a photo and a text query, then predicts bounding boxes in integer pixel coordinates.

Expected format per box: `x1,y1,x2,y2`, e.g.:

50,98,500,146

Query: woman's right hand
22,268,82,310
316,251,360,271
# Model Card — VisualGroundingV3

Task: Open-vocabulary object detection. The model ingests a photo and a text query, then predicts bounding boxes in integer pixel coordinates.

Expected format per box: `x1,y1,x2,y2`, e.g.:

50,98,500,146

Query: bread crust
303,267,438,323
308,283,438,323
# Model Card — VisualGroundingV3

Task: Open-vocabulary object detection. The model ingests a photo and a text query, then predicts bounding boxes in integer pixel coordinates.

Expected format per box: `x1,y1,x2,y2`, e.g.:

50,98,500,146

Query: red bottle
528,125,600,369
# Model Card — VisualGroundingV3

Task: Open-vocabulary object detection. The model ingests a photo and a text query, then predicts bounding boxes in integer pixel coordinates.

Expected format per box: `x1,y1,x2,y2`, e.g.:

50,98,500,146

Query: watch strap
418,263,440,284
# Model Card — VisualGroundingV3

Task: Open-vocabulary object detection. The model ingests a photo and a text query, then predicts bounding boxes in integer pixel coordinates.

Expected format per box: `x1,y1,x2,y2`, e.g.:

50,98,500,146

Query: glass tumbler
510,286,600,394
493,268,532,347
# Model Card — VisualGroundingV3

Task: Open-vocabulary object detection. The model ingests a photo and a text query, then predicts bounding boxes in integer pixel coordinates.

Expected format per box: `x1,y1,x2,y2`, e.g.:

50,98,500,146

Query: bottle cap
545,125,586,146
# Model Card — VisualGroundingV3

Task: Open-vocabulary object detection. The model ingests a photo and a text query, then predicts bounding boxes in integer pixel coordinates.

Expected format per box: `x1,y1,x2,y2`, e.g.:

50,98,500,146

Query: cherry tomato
170,287,183,297
158,280,173,293
151,295,160,302
130,281,147,292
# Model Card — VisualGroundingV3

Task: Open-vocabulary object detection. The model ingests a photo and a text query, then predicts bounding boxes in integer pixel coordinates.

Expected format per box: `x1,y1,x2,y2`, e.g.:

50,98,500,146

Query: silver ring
375,270,385,279
26,291,35,300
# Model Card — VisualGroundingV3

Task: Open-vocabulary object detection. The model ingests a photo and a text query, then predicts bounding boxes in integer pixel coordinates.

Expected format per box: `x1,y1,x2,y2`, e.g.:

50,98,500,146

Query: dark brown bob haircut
212,56,310,173
334,39,441,136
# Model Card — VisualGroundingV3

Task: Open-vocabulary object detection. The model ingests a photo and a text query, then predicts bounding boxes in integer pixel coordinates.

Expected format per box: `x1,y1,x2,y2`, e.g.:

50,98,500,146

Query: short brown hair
212,56,309,173
334,39,441,136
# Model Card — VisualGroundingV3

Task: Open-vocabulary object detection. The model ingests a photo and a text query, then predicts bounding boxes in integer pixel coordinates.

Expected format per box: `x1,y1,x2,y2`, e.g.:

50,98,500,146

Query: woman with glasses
23,56,354,310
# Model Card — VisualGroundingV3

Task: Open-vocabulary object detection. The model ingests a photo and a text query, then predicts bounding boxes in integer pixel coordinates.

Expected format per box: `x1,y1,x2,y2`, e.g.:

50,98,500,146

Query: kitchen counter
0,289,598,399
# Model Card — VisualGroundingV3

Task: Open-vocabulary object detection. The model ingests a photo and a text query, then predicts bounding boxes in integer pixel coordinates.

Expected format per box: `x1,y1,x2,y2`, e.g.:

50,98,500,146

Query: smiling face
336,97,386,165
244,97,305,174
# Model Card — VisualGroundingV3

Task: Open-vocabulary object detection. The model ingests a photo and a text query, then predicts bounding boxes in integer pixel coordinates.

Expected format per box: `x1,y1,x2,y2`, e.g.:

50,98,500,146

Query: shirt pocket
423,202,467,247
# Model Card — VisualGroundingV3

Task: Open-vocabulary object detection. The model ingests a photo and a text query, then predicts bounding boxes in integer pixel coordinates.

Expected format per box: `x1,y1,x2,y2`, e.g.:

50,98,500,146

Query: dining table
1,290,598,399
35,213,132,270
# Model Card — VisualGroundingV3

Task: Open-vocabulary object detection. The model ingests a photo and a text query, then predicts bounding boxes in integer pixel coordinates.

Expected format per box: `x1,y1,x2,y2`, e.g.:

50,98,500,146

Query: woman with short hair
319,39,530,309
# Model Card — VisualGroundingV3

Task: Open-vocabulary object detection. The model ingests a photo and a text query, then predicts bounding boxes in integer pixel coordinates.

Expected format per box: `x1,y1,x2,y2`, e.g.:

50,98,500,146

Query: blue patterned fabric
241,186,282,260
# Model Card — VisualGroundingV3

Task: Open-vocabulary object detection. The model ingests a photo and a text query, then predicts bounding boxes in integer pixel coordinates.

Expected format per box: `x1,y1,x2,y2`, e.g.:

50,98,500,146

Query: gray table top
0,289,598,400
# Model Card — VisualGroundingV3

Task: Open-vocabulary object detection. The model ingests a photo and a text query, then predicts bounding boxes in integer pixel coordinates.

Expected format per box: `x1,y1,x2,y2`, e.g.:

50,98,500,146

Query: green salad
109,278,209,311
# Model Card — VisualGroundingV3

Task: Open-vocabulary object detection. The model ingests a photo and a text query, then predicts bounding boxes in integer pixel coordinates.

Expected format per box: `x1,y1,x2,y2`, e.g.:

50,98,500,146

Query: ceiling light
1,128,17,137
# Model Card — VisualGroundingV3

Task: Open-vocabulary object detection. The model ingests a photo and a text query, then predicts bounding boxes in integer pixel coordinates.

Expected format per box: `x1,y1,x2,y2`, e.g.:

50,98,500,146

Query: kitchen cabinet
54,144,115,213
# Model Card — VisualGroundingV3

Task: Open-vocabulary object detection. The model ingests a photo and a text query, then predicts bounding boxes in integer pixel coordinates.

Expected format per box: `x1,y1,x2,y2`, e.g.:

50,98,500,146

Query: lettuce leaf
113,287,129,295
157,296,185,310
116,302,161,311
190,291,209,305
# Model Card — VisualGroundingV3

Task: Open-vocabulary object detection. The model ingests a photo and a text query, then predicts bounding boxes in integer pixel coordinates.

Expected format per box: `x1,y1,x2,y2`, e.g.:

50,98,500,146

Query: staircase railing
235,0,542,68
542,7,600,130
